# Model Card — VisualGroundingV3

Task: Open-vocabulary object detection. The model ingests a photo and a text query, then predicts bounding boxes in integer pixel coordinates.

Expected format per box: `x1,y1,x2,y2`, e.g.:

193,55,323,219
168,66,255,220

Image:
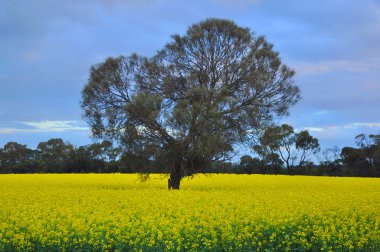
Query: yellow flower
0,174,378,251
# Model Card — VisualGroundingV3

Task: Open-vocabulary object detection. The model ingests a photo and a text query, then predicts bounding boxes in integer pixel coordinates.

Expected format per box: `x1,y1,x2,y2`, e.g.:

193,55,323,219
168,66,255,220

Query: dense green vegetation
1,132,379,177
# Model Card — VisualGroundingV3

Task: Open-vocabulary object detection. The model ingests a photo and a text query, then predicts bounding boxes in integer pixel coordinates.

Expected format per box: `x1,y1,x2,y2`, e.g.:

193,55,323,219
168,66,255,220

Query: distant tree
372,134,380,175
254,124,319,174
295,130,320,169
65,146,98,173
0,147,4,171
119,150,167,173
341,147,370,176
0,142,34,172
317,146,342,176
81,19,300,189
88,140,121,172
301,161,315,175
355,133,379,169
239,155,253,172
210,160,234,173
374,151,380,176
37,138,73,173
254,124,296,174
239,154,282,174
366,134,380,176
261,152,283,174
341,133,380,177
2,142,30,164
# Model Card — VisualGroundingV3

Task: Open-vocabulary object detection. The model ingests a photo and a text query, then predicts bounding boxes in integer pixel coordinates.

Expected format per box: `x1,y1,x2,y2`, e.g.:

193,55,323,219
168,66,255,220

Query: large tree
81,19,300,189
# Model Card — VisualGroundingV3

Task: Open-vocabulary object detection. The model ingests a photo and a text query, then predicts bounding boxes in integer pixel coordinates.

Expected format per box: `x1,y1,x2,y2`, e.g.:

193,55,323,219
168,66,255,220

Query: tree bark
168,172,181,190
168,161,183,190
287,164,292,175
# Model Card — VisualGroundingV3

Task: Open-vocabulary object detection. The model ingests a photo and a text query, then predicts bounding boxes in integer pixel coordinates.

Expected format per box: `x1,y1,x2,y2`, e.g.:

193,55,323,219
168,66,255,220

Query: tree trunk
168,172,181,190
287,164,292,175
168,161,183,190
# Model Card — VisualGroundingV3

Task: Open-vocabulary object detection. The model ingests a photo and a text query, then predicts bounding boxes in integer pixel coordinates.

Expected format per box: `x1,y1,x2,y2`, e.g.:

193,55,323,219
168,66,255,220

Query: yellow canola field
0,174,379,251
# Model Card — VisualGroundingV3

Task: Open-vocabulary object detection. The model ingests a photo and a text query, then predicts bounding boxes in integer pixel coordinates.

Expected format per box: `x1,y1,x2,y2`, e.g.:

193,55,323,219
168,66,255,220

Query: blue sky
1,0,380,152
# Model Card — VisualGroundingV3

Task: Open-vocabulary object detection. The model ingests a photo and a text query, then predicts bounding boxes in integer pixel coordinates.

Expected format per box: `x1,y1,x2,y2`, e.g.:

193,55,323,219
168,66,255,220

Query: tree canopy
81,19,301,189
254,124,320,174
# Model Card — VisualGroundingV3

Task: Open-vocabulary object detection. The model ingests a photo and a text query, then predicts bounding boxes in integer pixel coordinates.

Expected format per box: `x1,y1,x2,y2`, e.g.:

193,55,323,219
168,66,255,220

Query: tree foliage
0,133,379,177
254,124,320,174
317,146,342,176
81,19,300,189
37,138,73,173
340,134,380,176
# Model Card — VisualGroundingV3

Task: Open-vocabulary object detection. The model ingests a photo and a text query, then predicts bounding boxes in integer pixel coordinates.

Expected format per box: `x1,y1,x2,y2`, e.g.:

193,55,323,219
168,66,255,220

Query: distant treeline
0,133,379,177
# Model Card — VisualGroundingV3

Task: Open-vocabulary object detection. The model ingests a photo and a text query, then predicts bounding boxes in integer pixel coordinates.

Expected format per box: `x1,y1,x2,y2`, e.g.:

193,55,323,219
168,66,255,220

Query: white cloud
0,121,89,134
344,122,380,128
295,59,380,75
302,122,380,132
303,127,324,132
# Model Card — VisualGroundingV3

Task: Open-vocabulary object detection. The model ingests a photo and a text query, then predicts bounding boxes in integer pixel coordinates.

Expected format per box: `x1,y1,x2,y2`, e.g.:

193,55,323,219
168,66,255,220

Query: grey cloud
1,0,380,150
238,0,380,62
294,59,380,75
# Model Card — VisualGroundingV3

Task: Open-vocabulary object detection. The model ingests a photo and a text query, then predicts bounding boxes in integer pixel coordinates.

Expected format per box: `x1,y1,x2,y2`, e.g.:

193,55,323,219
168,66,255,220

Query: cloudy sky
1,0,380,152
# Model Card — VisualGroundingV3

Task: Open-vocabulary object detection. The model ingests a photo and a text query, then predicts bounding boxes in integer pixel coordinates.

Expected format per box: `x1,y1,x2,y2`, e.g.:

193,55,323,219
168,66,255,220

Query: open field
0,174,379,251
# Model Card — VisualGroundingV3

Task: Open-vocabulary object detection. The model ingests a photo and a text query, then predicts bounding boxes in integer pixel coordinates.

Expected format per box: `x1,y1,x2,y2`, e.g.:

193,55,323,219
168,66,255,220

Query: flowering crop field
0,174,379,251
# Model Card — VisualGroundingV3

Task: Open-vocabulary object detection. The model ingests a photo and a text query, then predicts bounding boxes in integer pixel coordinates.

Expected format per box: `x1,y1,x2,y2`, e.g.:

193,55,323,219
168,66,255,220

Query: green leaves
255,124,320,173
81,19,301,187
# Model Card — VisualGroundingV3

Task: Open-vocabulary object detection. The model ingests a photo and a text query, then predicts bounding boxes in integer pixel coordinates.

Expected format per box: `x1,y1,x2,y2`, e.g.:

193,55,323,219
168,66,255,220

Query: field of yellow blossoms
0,174,379,251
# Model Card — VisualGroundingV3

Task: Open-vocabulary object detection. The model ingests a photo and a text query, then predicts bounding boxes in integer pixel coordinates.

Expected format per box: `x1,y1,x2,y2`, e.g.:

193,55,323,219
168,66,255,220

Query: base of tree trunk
168,173,181,190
